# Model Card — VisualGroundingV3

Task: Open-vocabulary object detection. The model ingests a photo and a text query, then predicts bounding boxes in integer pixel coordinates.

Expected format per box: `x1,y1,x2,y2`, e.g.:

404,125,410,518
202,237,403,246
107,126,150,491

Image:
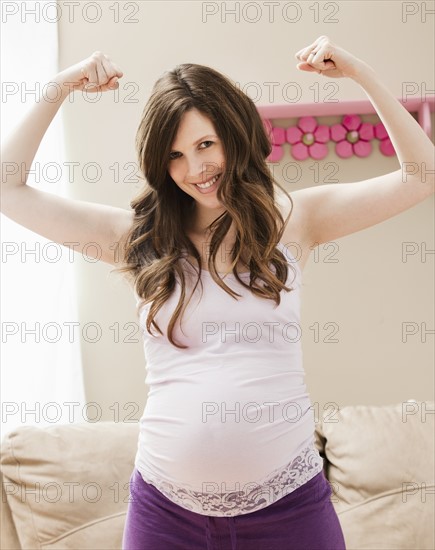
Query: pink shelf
256,96,435,137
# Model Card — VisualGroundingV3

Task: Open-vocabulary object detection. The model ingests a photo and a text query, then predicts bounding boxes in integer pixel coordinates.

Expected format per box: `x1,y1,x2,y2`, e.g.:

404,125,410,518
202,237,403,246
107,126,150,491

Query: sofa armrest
318,401,435,550
1,466,22,549
1,422,139,550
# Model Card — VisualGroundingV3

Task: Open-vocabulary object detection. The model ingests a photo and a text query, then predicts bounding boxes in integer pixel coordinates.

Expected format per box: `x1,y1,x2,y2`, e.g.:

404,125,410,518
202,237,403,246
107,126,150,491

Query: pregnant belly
136,382,316,491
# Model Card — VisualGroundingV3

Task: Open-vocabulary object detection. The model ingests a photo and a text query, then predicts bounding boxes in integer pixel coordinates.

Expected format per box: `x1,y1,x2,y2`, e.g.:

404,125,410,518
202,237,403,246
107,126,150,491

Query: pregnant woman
2,36,433,549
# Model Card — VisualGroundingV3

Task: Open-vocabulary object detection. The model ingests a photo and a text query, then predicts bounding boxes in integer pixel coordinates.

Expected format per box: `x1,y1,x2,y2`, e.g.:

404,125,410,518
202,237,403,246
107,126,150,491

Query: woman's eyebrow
171,134,218,151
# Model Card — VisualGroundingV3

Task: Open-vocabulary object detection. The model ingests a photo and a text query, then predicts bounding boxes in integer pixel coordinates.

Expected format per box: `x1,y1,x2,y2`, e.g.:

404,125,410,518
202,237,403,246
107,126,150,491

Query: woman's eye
169,141,213,161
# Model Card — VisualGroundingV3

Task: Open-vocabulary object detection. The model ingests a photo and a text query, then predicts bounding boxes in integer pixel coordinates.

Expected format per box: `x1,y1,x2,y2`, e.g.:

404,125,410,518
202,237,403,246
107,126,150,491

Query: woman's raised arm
288,36,435,248
1,51,134,266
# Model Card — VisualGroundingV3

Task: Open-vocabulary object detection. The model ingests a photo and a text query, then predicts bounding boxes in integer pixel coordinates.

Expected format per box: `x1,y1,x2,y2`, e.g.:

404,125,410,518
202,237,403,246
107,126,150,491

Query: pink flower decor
330,114,374,158
263,118,285,162
286,116,330,161
374,122,396,156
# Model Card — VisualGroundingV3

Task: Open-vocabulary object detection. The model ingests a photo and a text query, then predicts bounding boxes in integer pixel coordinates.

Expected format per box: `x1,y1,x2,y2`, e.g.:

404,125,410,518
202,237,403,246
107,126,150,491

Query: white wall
58,0,434,422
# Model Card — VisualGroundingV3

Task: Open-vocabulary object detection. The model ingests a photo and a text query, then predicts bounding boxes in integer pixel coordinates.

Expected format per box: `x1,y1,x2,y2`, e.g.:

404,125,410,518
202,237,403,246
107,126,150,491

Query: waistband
137,440,324,517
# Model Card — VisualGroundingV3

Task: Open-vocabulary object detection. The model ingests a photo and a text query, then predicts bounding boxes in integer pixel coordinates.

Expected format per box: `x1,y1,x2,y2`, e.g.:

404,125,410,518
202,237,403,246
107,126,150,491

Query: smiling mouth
194,173,222,189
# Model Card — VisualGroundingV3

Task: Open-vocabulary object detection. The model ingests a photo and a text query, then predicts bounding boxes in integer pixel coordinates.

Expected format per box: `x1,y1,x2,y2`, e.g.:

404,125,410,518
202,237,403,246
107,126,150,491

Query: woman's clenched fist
57,51,124,93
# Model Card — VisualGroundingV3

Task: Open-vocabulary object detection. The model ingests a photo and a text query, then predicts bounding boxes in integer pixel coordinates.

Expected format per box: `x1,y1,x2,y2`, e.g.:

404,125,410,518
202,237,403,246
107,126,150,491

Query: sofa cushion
317,401,435,549
1,421,139,549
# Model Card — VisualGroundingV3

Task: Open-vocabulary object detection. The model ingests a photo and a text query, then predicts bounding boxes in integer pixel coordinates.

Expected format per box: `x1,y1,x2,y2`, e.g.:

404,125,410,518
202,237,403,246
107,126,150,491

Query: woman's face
167,108,226,210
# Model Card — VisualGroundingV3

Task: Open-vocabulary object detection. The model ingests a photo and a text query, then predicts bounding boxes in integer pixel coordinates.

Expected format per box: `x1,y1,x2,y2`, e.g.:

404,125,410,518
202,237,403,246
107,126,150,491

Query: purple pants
122,468,346,550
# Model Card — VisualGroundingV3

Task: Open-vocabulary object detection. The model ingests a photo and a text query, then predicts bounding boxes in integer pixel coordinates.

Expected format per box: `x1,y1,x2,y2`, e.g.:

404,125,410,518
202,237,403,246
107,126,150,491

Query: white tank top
133,241,324,517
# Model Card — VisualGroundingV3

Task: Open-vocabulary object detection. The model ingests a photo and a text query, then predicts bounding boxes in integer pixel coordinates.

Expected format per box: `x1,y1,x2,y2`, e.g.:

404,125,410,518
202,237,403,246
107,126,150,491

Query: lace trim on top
138,442,324,517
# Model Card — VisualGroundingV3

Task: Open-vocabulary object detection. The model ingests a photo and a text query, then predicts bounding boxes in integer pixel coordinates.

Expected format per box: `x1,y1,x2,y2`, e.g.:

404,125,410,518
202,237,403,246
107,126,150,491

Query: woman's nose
185,158,215,182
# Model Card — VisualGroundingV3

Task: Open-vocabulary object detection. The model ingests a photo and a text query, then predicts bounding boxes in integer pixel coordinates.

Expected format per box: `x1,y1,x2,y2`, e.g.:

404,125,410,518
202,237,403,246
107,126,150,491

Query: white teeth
196,174,220,189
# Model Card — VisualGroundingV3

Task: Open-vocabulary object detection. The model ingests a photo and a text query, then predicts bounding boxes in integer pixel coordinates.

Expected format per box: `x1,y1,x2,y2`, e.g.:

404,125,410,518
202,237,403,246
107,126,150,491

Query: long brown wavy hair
112,63,296,349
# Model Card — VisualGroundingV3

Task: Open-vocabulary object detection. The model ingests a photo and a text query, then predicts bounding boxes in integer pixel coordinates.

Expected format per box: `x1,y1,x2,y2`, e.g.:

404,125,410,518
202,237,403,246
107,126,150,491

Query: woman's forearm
1,75,72,188
351,63,435,184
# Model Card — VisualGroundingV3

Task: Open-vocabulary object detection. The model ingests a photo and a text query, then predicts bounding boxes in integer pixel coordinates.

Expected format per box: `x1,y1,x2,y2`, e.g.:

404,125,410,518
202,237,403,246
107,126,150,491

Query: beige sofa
1,401,434,549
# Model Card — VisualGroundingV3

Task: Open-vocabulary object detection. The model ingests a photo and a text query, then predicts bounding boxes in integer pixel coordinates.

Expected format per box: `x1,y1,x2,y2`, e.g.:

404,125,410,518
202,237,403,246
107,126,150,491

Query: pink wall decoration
374,122,396,156
330,115,374,158
258,96,434,162
286,116,329,160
